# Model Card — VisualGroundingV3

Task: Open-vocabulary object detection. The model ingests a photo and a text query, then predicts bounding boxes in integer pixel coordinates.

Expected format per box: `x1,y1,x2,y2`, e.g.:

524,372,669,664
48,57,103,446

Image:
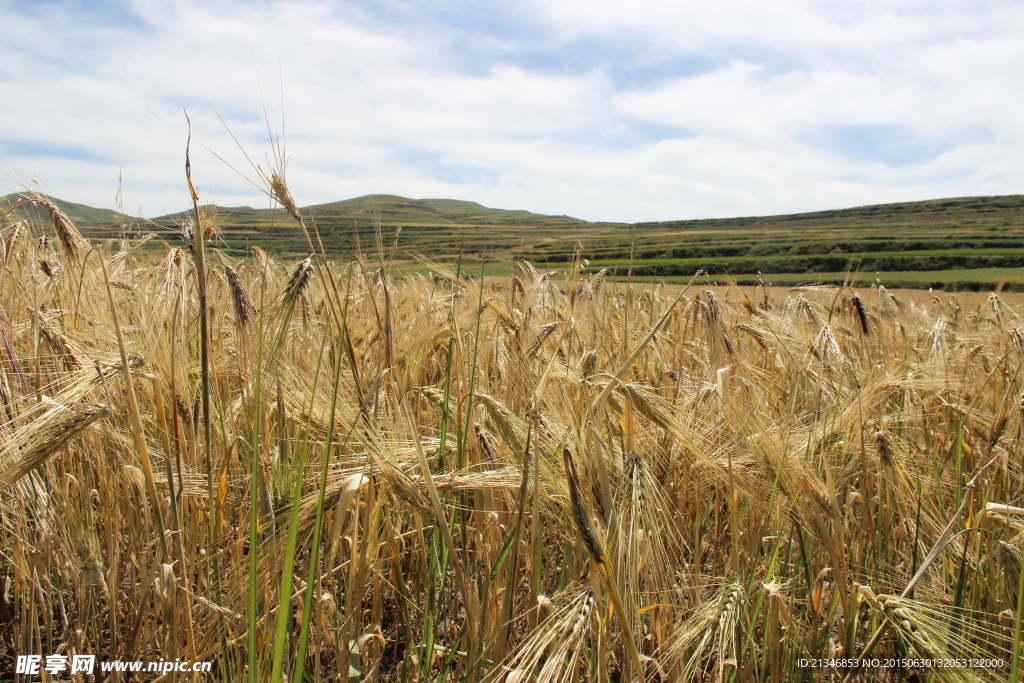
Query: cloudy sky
2,0,1023,222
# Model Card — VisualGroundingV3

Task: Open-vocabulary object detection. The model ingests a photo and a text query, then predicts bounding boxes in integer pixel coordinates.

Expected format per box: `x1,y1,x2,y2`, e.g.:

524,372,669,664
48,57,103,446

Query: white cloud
1,0,1022,223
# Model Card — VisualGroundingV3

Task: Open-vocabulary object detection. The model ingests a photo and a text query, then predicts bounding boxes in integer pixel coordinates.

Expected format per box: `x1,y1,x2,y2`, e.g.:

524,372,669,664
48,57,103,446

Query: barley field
1,190,1022,682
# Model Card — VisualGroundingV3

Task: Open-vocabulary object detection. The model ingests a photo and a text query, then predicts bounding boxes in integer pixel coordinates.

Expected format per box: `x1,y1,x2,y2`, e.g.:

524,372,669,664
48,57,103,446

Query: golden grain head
39,198,87,262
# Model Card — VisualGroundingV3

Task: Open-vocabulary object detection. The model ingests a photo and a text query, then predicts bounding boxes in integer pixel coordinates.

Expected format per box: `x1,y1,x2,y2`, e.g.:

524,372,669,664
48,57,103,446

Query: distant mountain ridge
0,192,586,226
0,191,595,257
5,191,1021,231
298,195,586,223
0,193,134,225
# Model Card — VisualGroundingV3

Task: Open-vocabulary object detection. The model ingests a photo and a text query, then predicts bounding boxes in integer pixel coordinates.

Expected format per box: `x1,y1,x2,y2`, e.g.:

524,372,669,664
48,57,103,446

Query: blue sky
2,0,1023,222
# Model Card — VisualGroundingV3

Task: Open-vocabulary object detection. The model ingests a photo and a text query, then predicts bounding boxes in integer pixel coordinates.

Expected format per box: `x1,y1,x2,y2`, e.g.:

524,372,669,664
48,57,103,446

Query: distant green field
3,191,1024,291
602,267,1024,291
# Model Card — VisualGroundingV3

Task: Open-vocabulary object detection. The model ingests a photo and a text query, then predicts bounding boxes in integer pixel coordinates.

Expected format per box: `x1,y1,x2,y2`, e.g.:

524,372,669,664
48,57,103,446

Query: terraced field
524,195,1024,290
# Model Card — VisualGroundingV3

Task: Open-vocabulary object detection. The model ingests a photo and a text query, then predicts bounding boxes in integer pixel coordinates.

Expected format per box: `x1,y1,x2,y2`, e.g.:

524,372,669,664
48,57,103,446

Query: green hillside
111,193,595,257
523,194,1024,290
0,192,133,226
3,191,1024,290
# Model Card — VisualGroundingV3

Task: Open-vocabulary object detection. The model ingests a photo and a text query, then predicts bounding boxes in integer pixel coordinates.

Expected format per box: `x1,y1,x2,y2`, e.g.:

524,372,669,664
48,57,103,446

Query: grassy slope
4,191,1024,289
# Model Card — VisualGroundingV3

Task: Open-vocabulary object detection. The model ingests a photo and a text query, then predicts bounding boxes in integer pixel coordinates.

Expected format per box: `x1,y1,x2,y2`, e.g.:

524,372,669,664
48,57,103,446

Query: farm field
0,190,1022,681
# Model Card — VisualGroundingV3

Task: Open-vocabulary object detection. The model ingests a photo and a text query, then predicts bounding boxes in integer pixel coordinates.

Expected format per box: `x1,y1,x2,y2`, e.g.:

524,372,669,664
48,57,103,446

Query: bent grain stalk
563,448,644,682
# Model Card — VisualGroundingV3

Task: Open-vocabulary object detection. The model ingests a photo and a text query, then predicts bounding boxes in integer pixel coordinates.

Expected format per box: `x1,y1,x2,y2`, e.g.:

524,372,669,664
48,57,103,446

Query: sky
2,0,1023,223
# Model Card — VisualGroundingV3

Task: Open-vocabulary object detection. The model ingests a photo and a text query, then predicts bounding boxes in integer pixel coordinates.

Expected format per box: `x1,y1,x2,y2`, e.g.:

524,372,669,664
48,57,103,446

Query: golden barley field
1,190,1023,682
